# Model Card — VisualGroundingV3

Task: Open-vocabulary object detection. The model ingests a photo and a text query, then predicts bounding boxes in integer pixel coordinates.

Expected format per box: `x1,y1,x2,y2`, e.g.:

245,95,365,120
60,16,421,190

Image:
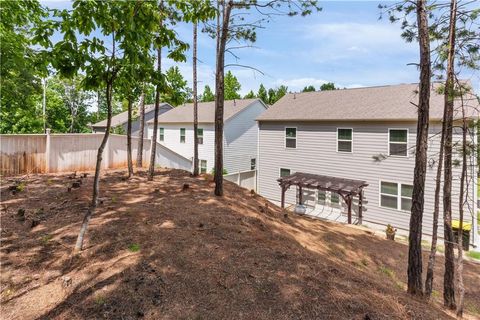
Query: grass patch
467,250,480,260
466,301,480,316
40,234,53,245
94,294,106,305
432,290,440,298
128,243,140,252
379,265,395,278
360,258,369,267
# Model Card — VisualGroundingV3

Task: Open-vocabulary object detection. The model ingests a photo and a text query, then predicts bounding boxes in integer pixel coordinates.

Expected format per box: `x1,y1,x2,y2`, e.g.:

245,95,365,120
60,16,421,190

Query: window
180,128,186,143
200,160,207,174
280,168,291,177
389,129,408,156
337,128,352,152
285,128,296,148
317,190,326,205
380,181,413,211
401,184,413,211
197,128,203,145
250,158,256,170
159,128,164,142
330,192,340,205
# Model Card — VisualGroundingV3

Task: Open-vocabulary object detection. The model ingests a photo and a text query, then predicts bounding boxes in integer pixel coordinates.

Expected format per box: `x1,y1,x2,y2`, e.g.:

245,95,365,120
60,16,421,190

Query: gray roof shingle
147,99,264,124
256,83,479,122
92,103,173,128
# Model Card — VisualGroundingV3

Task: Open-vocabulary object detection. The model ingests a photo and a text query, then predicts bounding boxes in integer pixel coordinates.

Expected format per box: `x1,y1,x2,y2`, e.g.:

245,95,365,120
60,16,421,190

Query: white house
256,83,479,248
147,98,268,175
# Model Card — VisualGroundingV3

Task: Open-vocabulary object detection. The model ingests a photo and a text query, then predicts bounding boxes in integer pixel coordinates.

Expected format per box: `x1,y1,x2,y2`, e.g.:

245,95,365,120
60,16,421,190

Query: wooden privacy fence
0,131,151,176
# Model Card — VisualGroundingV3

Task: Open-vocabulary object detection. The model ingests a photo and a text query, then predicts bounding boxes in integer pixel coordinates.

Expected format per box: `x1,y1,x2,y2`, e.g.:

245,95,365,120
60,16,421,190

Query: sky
42,1,479,96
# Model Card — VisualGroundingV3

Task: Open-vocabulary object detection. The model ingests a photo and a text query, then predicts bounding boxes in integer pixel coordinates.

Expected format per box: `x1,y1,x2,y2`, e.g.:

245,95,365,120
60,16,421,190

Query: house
147,99,268,175
256,83,479,247
92,102,173,136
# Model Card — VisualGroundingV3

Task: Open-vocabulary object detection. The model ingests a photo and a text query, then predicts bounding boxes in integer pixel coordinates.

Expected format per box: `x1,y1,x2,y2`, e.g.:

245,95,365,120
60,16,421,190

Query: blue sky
42,1,479,95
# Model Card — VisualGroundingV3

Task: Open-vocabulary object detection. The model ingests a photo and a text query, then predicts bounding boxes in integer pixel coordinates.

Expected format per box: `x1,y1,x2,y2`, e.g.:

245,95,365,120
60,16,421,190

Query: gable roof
92,102,173,128
256,82,479,122
147,98,265,124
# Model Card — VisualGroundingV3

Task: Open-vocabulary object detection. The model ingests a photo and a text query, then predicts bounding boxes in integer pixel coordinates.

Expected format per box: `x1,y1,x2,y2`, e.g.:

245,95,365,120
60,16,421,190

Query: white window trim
197,128,204,145
388,128,409,157
200,159,207,173
336,127,353,153
159,127,164,142
284,127,297,149
378,180,413,212
180,128,186,143
317,190,342,208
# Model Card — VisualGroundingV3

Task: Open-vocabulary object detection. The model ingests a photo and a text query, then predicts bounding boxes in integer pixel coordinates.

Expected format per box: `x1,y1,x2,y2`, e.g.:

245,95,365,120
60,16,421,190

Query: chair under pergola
277,172,368,224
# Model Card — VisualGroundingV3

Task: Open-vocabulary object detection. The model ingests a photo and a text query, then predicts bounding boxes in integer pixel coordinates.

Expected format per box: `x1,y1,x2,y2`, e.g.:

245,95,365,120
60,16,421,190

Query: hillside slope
1,169,479,319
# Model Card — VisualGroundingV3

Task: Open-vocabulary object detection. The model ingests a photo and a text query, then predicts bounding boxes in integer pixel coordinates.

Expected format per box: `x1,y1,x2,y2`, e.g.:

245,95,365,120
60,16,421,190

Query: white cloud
274,77,330,91
299,22,417,62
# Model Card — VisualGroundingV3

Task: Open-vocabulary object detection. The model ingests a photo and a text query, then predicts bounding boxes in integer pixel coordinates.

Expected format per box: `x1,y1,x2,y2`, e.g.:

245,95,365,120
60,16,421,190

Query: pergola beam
277,172,368,224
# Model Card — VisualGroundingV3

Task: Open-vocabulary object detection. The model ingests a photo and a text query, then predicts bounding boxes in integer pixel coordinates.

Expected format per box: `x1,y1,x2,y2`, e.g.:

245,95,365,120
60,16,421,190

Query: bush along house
255,83,479,249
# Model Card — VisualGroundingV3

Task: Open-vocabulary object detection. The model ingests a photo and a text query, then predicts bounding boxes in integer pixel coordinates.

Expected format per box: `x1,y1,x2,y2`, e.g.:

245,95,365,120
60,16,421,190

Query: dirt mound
1,169,479,319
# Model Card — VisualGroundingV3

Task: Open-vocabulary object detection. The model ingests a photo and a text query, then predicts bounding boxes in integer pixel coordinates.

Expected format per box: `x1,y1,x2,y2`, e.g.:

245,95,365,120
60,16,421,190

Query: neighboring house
92,103,173,136
147,99,268,175
256,83,479,247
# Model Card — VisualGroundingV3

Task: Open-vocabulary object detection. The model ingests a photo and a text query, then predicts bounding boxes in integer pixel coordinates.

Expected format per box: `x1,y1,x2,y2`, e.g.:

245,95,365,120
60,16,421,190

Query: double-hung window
200,160,207,174
159,128,164,142
180,128,186,143
389,129,408,156
250,158,256,170
380,181,413,211
285,128,296,148
317,190,326,205
197,128,203,145
337,128,352,152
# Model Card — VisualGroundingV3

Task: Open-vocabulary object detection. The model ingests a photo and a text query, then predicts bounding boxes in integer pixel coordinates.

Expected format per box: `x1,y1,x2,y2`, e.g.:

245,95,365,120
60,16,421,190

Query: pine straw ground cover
1,169,479,320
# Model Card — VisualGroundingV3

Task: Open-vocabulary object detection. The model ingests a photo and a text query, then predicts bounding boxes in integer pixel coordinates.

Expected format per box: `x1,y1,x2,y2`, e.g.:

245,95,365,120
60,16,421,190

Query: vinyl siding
223,100,266,173
258,121,476,238
148,123,216,173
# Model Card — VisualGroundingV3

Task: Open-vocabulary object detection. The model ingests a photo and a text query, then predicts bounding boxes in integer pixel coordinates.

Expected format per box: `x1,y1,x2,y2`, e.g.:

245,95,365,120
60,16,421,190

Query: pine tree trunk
443,0,457,310
407,0,431,296
148,1,163,181
127,98,133,178
193,22,199,176
456,90,467,318
74,80,113,252
424,100,446,298
136,91,145,168
214,1,233,196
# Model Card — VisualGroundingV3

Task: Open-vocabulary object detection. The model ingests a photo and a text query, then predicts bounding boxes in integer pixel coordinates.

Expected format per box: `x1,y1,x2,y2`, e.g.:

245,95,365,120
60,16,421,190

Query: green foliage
320,82,336,91
128,243,140,252
302,85,316,92
257,84,268,103
211,167,228,175
224,71,241,100
467,250,480,260
201,85,215,102
244,90,256,99
163,66,191,106
0,0,48,133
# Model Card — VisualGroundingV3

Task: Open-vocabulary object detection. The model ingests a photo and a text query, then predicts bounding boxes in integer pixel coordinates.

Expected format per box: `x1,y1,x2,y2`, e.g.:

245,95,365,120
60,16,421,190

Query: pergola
277,172,368,224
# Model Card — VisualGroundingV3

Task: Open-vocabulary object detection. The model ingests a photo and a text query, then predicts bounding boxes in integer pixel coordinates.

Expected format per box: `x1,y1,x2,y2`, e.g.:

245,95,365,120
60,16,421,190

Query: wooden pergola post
358,189,363,224
281,185,286,208
347,195,352,224
298,186,303,205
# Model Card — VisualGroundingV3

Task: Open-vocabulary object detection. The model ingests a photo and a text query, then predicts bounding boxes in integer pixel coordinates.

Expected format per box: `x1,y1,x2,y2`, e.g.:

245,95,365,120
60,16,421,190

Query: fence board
0,135,46,175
